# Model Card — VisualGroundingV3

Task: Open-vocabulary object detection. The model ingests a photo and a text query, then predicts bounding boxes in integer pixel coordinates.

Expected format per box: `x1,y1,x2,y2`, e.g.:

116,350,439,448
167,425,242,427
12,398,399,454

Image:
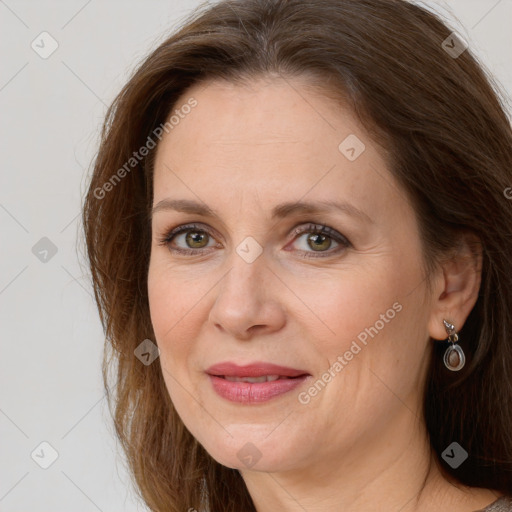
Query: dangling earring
442,319,465,371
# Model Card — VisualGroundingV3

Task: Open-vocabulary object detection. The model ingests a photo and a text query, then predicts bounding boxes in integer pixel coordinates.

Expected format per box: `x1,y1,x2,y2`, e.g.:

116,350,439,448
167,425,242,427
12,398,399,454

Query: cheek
147,268,199,416
327,277,428,408
147,260,197,362
305,255,421,381
148,254,200,333
147,265,211,440
298,265,397,346
147,263,172,342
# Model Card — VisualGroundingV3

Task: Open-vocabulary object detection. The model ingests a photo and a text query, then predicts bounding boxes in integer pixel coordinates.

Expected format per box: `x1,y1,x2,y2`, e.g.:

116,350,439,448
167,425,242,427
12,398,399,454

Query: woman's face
147,76,436,473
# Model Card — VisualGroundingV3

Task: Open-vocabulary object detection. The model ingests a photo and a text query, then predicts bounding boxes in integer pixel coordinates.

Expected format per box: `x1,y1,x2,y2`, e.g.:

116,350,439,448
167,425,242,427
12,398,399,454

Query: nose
208,251,287,341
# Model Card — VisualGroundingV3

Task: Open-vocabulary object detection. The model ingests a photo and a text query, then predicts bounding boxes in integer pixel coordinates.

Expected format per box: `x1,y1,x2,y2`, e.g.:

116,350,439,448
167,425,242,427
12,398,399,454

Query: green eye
184,230,210,249
159,224,216,255
289,223,350,258
306,232,333,251
159,222,351,258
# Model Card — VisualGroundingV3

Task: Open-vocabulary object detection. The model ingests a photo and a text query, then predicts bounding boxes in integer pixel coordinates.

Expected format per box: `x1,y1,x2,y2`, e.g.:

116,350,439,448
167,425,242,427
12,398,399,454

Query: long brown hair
81,0,512,509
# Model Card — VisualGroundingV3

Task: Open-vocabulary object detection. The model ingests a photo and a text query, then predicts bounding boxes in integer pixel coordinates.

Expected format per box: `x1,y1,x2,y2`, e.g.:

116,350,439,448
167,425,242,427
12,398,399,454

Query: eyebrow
151,198,373,223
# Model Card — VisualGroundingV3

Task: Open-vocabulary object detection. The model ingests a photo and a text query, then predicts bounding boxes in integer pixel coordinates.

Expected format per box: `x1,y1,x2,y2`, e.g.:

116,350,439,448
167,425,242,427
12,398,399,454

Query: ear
427,232,483,341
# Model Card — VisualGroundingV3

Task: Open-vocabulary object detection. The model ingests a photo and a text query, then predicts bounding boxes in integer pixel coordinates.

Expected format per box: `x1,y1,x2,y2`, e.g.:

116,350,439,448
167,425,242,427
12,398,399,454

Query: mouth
221,375,300,383
205,361,311,403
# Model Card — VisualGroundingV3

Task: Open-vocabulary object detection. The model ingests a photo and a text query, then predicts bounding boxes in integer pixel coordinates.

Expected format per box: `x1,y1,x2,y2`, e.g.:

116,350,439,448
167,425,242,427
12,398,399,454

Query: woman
82,0,512,510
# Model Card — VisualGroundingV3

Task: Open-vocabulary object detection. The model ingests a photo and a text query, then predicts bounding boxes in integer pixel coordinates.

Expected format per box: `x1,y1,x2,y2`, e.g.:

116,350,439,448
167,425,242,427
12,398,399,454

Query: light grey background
1,1,511,510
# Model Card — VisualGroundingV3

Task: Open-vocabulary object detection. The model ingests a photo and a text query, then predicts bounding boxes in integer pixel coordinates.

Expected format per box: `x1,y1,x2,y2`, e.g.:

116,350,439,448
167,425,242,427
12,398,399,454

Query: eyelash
157,222,351,259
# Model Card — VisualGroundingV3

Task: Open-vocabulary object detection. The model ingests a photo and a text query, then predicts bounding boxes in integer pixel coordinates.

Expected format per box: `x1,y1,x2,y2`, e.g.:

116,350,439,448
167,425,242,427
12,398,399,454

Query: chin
195,428,303,472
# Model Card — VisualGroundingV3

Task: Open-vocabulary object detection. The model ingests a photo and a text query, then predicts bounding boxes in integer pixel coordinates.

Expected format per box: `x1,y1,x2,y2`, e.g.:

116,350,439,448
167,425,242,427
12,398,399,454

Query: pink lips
206,361,311,404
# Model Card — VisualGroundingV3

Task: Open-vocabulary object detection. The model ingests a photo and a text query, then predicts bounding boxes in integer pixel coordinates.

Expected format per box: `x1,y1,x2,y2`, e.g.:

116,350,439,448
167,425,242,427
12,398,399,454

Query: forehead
151,77,401,219
156,76,364,153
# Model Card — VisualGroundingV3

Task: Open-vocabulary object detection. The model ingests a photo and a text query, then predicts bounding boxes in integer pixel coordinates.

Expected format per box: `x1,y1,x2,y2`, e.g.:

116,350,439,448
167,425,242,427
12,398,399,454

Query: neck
239,409,495,512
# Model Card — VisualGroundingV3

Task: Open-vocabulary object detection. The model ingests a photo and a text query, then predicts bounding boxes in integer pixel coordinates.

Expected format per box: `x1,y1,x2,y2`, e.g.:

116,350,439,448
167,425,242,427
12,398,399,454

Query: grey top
476,496,512,512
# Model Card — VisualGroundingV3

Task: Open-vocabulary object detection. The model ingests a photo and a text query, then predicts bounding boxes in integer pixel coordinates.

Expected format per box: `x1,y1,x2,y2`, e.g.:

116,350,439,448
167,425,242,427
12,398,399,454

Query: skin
147,76,497,511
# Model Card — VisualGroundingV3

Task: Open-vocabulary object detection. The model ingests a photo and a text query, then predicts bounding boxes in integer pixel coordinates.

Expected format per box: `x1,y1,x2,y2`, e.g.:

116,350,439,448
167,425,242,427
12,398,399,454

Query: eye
287,223,351,258
157,223,219,255
157,222,351,258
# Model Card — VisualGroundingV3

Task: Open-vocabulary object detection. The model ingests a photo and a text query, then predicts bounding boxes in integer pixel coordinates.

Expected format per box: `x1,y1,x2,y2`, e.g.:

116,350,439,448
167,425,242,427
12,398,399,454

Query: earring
442,319,465,371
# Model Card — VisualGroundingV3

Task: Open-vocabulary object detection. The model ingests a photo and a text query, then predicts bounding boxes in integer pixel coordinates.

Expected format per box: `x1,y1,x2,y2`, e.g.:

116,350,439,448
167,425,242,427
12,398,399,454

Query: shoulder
475,496,512,512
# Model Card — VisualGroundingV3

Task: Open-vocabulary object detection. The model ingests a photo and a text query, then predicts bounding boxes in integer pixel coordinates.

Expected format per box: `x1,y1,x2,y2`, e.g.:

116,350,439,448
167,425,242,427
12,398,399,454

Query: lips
205,361,311,403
